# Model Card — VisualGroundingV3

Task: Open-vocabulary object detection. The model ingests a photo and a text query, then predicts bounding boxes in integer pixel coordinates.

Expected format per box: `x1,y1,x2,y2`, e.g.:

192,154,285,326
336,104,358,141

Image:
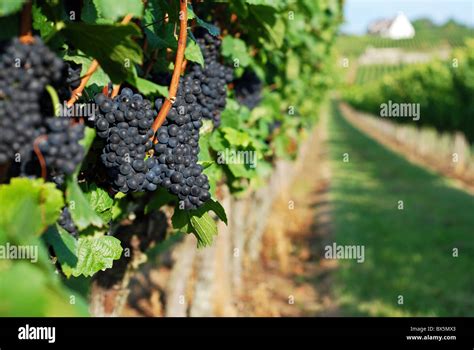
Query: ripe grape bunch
234,69,263,110
39,118,85,186
152,75,211,210
0,37,65,165
187,31,233,127
93,88,156,193
0,37,85,183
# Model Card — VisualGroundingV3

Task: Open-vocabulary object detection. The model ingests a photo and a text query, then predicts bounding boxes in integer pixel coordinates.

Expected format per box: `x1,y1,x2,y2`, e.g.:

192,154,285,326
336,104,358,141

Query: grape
57,207,78,237
234,69,263,110
93,88,157,193
185,30,233,127
0,37,65,166
0,37,85,185
152,74,211,209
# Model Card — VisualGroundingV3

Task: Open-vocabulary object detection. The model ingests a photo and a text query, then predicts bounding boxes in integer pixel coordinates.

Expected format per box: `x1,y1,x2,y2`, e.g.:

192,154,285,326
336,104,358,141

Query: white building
367,12,415,40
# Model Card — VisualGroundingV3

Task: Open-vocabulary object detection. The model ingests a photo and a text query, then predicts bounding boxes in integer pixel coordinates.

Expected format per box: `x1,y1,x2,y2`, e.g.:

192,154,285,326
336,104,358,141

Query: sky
341,0,474,34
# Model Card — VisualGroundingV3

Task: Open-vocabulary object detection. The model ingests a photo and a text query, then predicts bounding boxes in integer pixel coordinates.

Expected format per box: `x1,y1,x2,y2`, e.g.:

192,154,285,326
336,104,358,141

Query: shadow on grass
324,100,474,316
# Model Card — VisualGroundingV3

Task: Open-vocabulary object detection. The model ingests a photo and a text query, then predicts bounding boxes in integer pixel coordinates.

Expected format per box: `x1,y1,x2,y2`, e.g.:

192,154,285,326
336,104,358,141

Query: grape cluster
187,31,233,127
39,118,85,185
57,207,78,237
93,88,156,193
0,37,65,165
65,62,82,90
152,75,211,209
234,69,263,110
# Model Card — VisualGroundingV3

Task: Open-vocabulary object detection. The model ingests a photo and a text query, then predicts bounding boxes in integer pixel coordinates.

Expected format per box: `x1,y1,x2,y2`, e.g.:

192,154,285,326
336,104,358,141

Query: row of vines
0,0,342,316
344,40,474,143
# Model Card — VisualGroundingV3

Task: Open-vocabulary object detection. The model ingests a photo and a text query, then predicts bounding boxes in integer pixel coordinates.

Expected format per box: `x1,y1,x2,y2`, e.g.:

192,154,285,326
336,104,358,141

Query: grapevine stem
33,135,48,179
66,14,133,107
19,1,34,44
111,84,121,97
45,85,60,117
151,0,188,137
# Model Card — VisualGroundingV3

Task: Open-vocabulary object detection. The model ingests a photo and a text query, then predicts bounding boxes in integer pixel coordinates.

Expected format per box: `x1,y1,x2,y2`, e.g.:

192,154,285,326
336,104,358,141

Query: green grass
327,101,474,316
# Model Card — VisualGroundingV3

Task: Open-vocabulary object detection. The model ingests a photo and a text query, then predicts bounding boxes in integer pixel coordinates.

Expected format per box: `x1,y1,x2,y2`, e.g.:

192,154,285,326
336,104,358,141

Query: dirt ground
237,111,341,316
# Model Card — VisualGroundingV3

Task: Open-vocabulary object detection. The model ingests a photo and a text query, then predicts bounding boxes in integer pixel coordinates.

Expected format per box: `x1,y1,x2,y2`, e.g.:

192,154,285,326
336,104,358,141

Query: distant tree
411,18,436,31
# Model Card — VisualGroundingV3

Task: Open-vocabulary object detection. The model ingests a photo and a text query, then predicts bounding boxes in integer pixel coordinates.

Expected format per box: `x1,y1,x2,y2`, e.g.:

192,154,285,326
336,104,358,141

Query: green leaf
0,261,89,316
172,206,220,248
93,0,143,21
44,225,78,272
187,4,196,19
196,17,220,37
222,127,253,147
171,208,192,232
66,177,104,230
209,130,230,151
198,160,214,169
46,228,122,277
83,184,113,213
244,0,283,8
71,234,122,277
111,192,128,220
61,22,143,82
32,3,56,39
144,24,176,50
190,211,218,248
221,36,251,67
82,183,113,222
185,39,204,66
0,178,63,240
199,199,228,225
227,162,253,178
187,4,219,36
128,75,169,98
0,0,25,16
63,51,110,87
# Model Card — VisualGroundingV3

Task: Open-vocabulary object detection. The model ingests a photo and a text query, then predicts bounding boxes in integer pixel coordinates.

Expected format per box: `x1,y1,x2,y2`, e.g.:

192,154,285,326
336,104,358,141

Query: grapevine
0,0,342,318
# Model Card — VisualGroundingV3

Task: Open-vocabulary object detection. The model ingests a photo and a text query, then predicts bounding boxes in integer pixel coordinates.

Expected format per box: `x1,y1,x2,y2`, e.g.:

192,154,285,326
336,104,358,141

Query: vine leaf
185,39,204,66
172,200,224,248
45,226,122,278
198,199,228,225
64,125,103,229
63,51,110,88
189,211,218,248
92,0,144,21
0,260,89,316
221,36,251,67
82,183,114,222
61,22,143,82
128,74,169,98
187,5,220,36
0,0,25,16
32,3,56,40
66,177,104,230
0,178,63,240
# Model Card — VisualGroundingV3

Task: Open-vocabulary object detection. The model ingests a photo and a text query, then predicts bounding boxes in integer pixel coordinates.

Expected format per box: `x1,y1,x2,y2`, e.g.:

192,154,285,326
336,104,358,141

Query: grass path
329,101,474,316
